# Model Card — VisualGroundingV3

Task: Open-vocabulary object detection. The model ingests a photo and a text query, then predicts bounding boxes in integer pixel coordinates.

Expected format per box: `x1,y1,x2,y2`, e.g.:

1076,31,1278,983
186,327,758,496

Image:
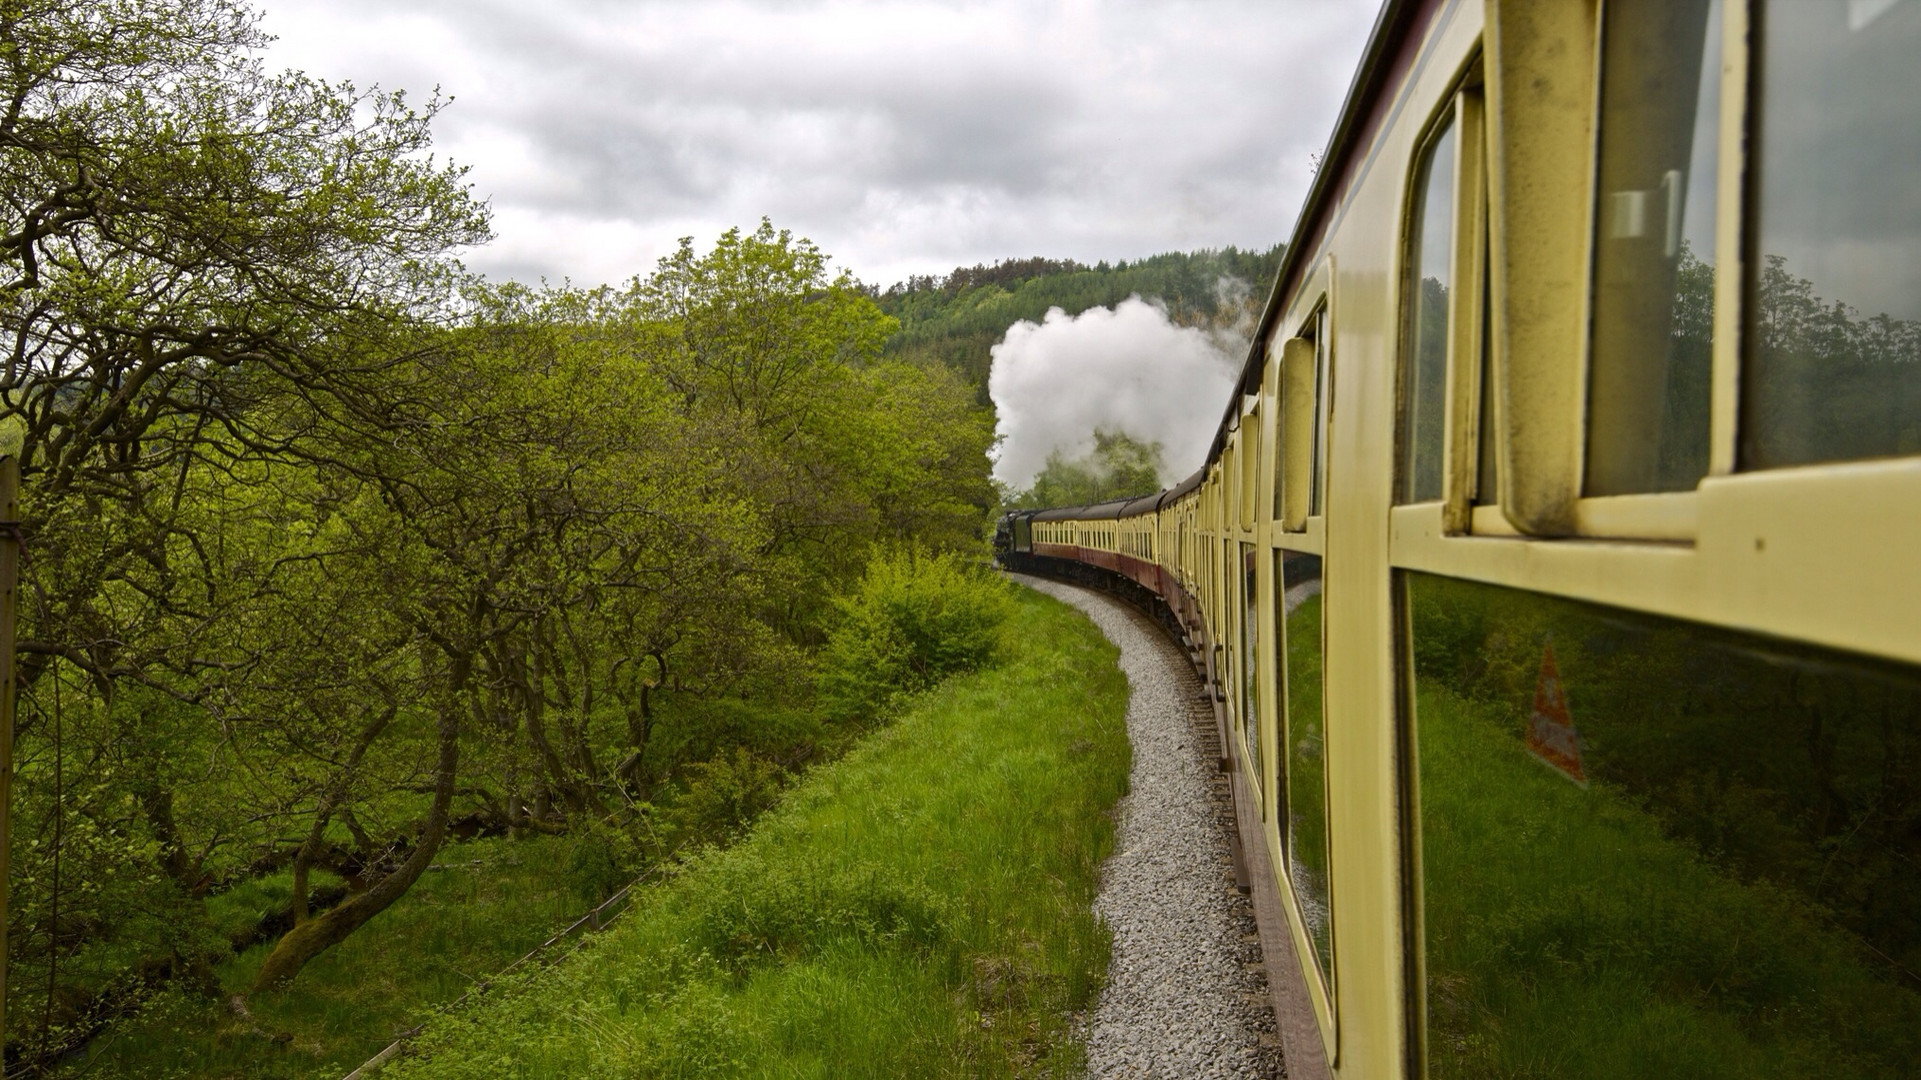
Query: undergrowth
382,585,1130,1078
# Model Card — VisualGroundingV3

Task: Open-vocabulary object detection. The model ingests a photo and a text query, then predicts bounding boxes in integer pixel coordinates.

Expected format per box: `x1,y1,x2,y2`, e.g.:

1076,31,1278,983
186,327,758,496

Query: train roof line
1205,0,1423,466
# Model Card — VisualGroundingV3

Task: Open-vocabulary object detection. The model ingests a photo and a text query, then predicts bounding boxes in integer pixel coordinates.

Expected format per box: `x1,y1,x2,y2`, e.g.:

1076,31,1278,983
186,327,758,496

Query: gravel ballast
1013,575,1285,1080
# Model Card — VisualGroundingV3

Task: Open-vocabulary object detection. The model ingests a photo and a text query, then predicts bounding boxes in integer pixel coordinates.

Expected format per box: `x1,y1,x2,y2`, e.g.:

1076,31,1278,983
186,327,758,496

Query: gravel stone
1013,575,1285,1080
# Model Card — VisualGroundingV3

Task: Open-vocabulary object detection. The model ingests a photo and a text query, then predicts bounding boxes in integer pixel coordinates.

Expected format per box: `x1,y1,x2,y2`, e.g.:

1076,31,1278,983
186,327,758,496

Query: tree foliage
0,0,997,1058
1011,428,1165,509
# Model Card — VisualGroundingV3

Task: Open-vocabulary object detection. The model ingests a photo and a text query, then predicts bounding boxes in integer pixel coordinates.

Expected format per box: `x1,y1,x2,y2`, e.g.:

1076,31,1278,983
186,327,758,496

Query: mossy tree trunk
252,701,458,992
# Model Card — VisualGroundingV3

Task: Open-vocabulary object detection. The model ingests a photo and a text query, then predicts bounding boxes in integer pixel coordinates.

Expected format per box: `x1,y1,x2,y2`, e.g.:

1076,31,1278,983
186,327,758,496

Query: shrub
564,814,656,906
664,747,786,842
816,548,1015,723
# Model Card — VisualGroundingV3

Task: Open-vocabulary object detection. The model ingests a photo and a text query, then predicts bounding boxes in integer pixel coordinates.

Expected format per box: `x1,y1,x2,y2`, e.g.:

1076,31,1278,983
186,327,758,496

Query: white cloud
257,0,1378,288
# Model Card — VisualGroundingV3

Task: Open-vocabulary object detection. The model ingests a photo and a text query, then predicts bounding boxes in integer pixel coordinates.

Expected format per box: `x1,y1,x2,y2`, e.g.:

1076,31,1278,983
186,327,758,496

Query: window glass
1310,310,1331,516
1270,550,1291,842
1744,0,1921,468
1281,549,1333,987
1586,0,1721,496
1474,256,1499,506
1242,544,1261,807
1407,572,1921,1078
1273,338,1290,520
1401,120,1456,504
1241,418,1257,530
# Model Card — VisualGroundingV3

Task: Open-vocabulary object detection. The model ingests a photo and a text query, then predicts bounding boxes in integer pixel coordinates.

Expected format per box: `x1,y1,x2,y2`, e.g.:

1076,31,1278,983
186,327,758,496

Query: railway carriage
999,1,1921,1076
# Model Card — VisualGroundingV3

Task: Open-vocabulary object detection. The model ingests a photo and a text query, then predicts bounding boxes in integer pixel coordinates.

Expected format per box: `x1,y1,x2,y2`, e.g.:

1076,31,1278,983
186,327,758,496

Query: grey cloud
261,0,1378,287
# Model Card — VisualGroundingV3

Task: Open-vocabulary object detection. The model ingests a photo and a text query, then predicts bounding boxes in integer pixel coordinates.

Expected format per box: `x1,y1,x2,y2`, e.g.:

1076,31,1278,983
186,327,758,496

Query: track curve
1012,574,1285,1079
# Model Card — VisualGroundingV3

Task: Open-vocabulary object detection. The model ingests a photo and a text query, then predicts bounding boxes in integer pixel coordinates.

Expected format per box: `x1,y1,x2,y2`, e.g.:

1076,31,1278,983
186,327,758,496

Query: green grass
380,586,1131,1079
59,834,620,1079
1419,684,1921,1079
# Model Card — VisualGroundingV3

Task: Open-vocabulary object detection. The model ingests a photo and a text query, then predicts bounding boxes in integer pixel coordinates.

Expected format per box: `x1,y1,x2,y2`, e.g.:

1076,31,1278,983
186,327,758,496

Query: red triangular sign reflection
1526,641,1587,785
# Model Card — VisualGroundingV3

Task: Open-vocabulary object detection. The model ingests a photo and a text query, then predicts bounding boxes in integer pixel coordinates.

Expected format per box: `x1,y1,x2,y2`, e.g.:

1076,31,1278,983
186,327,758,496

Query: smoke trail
988,295,1243,491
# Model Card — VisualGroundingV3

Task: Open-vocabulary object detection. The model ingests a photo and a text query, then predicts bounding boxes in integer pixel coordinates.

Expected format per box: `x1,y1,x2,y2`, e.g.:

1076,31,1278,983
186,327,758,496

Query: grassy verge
380,586,1131,1079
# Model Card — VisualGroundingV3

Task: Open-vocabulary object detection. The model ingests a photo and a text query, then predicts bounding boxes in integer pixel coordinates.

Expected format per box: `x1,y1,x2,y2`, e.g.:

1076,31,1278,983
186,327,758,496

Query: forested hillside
0,3,998,1073
875,245,1286,398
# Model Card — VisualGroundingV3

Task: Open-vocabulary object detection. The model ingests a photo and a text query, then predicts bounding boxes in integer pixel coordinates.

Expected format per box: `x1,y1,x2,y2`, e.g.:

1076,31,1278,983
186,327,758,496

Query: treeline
1010,430,1167,510
876,245,1286,396
887,256,1088,296
0,0,993,1066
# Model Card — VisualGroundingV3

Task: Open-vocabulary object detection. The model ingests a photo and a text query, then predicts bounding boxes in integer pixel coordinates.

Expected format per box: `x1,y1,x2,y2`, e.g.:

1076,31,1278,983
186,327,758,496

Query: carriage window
1401,118,1456,504
1275,309,1333,521
1269,554,1290,834
1474,256,1499,505
1585,0,1720,496
1241,409,1259,530
1742,0,1921,469
1407,572,1921,1077
1309,311,1331,516
1280,549,1333,990
1241,544,1262,809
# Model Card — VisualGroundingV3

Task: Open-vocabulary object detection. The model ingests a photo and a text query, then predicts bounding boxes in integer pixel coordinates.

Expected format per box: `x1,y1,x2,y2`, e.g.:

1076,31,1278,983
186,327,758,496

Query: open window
1277,298,1331,534
1396,67,1488,535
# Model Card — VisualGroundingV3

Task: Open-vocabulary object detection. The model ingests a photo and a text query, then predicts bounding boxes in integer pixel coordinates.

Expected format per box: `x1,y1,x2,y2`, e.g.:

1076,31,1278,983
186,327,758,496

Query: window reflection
1270,549,1291,849
1242,544,1261,807
1408,572,1921,1078
1401,121,1456,504
1586,0,1720,495
1310,309,1330,516
1744,0,1921,469
1281,550,1332,988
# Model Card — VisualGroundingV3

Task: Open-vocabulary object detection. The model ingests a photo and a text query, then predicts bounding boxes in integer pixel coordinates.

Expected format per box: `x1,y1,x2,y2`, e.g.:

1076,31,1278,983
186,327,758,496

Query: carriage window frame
1391,62,1507,542
1264,262,1337,1054
1240,396,1261,533
1398,103,1462,510
1274,271,1333,541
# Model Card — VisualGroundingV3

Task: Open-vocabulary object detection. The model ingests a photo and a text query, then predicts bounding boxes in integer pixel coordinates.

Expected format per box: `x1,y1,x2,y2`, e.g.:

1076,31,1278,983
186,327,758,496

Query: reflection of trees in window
1410,274,1450,500
1410,574,1921,1075
1655,240,1715,488
1401,119,1454,504
1744,253,1921,468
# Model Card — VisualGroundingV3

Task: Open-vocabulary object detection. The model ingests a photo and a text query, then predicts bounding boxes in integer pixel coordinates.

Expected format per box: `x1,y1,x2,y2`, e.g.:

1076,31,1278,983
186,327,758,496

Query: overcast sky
259,0,1379,290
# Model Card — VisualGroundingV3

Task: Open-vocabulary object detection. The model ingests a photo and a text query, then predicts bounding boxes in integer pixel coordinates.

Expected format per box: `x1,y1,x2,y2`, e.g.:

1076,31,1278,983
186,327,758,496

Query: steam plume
988,295,1243,492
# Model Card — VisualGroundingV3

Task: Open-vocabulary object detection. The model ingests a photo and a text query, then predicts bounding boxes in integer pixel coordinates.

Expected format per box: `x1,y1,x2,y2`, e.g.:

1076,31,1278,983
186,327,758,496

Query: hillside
875,245,1287,400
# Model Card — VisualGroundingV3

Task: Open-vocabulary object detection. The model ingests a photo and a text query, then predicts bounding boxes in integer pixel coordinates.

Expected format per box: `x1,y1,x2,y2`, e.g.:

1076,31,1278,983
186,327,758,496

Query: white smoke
988,295,1243,491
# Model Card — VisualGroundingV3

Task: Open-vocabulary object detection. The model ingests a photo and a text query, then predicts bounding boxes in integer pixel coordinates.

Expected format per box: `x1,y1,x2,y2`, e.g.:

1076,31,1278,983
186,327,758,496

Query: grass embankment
381,586,1131,1078
1421,685,1921,1079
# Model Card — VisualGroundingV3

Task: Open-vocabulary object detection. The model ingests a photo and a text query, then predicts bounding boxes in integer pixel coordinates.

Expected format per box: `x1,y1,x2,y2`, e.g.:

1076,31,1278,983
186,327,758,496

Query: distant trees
886,257,1089,297
1012,429,1165,509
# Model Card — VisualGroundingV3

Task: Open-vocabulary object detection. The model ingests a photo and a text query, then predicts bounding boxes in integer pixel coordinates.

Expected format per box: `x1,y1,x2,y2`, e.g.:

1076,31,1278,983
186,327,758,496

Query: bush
816,548,1015,723
664,747,786,842
564,814,656,906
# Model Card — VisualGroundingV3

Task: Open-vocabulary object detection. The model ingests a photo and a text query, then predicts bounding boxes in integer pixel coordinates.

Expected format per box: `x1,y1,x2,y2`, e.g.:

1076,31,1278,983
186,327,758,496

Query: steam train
997,2,1921,1077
